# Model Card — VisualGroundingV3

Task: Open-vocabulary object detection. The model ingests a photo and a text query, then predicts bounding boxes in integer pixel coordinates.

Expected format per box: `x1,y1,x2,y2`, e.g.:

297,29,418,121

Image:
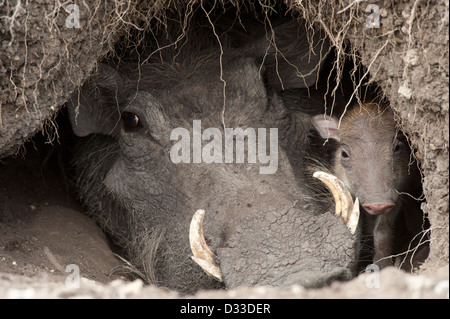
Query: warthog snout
363,203,395,215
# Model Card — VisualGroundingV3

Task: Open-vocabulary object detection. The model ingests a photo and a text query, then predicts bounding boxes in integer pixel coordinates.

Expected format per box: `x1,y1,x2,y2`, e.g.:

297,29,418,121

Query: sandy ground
0,147,122,285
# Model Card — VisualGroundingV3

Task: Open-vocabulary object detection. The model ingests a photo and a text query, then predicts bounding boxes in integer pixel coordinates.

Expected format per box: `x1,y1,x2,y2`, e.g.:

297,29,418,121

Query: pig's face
98,59,291,292
103,57,285,227
312,104,413,215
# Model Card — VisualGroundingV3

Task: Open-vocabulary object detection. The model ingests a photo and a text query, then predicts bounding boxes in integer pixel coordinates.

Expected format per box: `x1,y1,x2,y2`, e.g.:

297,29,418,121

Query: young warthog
312,103,427,269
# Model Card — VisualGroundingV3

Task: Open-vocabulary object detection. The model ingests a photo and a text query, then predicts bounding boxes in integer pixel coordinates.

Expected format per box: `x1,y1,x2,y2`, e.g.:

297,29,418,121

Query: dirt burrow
0,0,448,298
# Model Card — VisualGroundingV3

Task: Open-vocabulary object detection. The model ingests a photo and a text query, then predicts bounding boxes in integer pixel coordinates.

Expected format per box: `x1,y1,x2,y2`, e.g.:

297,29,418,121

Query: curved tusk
313,171,360,234
189,209,222,282
313,171,353,221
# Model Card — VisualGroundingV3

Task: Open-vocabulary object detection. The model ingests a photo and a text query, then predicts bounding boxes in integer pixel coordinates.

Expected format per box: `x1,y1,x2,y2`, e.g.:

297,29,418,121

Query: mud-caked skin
311,104,426,270
68,18,358,293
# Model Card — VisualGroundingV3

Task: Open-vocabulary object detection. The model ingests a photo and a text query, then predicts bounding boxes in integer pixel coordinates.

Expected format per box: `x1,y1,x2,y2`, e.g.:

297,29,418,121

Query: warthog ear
311,114,340,141
248,19,331,90
67,64,124,137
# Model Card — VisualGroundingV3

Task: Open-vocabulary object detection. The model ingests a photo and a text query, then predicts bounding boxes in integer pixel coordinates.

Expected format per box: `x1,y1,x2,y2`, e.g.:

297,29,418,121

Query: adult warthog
68,17,359,293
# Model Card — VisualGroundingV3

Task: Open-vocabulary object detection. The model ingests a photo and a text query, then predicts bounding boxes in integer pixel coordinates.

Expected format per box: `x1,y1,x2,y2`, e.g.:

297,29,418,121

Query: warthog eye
122,112,141,130
340,144,351,161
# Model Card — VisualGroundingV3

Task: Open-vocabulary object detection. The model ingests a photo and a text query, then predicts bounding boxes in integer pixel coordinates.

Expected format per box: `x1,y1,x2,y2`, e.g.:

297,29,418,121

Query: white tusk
189,209,222,282
346,197,360,235
313,171,359,234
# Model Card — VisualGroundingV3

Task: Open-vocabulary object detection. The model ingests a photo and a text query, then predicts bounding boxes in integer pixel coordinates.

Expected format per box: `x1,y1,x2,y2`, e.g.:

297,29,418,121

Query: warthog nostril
363,203,395,215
